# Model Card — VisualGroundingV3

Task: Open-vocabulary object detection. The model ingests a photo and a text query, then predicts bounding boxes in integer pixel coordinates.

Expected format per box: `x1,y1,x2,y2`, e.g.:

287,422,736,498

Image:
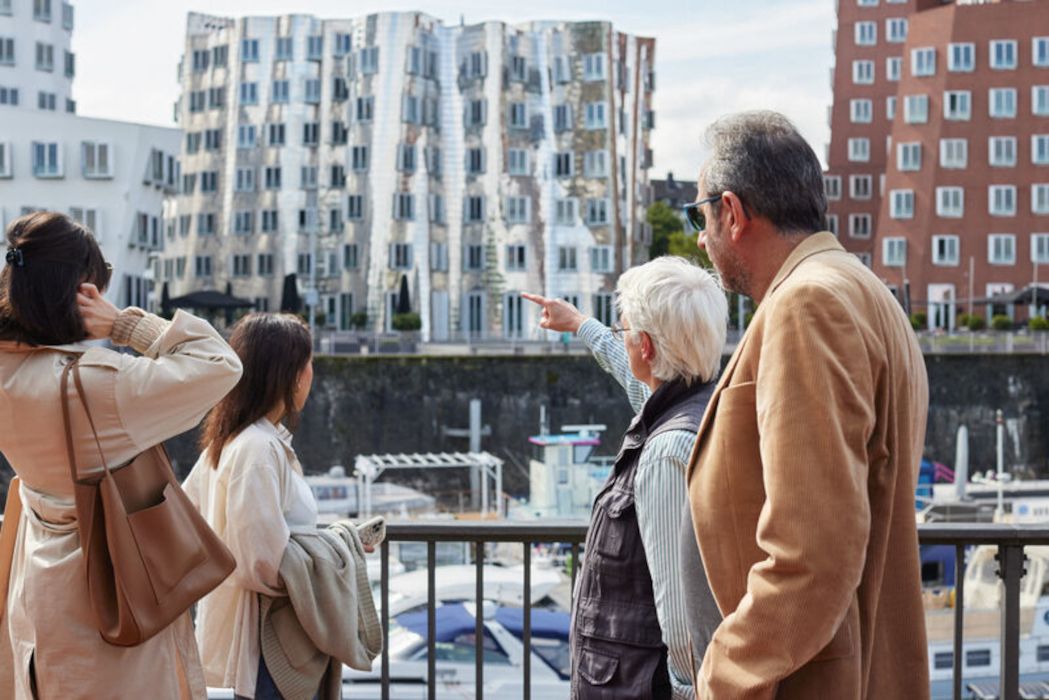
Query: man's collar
763,232,845,301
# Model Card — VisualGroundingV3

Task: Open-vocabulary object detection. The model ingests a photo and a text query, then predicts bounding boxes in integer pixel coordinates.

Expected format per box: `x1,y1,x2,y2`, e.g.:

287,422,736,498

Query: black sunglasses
682,194,722,233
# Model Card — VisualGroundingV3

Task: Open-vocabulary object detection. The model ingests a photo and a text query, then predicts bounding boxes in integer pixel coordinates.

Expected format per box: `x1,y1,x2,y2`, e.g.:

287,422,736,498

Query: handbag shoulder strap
61,359,111,483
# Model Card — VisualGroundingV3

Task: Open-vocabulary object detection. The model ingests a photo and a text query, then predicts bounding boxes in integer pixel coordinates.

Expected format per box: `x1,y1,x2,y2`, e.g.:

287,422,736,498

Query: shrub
1029,316,1049,332
966,315,986,331
991,314,1013,331
909,312,927,331
350,311,368,330
392,312,422,332
957,313,971,328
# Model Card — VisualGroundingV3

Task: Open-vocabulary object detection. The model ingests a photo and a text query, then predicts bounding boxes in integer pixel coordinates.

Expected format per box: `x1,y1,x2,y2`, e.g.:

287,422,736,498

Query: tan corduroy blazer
687,233,930,700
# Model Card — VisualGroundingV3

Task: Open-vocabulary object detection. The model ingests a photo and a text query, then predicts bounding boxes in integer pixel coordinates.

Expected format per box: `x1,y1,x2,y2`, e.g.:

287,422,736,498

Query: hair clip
5,248,24,267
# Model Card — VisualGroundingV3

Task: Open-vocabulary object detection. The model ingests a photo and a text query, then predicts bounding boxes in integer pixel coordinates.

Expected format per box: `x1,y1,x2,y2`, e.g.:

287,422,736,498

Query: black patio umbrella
396,274,411,314
224,281,236,326
977,285,1049,306
166,289,256,311
280,273,302,314
159,282,172,319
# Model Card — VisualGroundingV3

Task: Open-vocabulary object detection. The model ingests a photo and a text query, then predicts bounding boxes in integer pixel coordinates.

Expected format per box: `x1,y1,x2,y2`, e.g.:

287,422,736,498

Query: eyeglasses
610,323,633,340
683,194,722,233
102,262,113,291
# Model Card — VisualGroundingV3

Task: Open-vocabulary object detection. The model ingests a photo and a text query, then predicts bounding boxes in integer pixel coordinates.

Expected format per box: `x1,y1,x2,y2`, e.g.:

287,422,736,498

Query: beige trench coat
0,309,243,699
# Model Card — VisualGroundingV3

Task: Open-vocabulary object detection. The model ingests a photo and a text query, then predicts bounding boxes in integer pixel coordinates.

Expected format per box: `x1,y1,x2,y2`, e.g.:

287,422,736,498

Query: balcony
357,521,1049,700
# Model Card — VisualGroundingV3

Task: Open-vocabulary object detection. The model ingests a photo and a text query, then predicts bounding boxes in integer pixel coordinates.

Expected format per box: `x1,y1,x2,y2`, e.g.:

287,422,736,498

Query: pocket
577,646,619,686
593,490,636,560
811,610,856,662
126,482,208,604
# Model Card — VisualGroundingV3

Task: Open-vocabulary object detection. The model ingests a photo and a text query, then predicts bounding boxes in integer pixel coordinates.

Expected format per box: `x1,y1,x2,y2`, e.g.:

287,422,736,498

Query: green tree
647,201,711,268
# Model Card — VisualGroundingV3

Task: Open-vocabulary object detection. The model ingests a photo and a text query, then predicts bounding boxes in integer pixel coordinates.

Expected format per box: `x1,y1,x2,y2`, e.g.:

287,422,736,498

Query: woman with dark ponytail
0,212,243,698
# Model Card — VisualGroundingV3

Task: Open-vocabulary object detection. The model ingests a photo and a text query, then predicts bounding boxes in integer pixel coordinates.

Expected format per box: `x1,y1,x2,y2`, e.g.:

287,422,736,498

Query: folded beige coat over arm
259,520,383,700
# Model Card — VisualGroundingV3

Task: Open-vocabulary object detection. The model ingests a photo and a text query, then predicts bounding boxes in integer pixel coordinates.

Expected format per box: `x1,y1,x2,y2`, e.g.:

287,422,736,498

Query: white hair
615,256,728,384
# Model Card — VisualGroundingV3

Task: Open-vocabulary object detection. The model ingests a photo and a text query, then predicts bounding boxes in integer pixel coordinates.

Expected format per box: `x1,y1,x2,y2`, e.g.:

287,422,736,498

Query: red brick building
826,0,1049,328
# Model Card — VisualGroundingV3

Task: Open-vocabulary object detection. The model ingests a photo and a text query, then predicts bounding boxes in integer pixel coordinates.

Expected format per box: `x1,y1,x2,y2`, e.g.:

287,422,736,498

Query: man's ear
721,191,748,243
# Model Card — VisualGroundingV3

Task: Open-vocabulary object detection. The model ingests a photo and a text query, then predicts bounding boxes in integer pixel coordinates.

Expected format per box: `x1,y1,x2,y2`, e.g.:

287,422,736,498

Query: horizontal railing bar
915,523,1049,545
385,520,588,542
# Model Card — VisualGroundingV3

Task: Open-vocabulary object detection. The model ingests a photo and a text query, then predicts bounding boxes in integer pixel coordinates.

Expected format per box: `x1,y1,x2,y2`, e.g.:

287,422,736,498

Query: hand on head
77,283,120,340
521,292,586,334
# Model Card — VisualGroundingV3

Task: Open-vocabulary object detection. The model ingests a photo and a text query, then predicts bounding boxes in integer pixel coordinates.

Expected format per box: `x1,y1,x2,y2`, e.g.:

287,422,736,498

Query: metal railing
375,521,1049,700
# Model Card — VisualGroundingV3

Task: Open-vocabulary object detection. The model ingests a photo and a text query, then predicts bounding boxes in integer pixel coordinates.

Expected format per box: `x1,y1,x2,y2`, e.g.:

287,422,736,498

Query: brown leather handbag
61,358,235,647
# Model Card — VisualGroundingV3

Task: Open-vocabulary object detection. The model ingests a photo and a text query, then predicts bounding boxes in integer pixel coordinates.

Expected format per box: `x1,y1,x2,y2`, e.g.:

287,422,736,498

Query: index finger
520,292,549,306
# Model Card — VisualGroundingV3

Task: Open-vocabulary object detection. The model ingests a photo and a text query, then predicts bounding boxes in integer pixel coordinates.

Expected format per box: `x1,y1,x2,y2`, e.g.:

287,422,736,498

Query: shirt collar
765,232,846,300
253,417,296,450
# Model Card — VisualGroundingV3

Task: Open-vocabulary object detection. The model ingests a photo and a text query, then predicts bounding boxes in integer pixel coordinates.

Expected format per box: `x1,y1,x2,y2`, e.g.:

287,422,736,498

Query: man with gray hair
524,254,727,700
683,110,929,699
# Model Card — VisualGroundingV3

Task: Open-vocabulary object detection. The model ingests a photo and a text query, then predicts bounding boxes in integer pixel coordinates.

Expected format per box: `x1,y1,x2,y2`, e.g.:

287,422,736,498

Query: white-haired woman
523,255,727,700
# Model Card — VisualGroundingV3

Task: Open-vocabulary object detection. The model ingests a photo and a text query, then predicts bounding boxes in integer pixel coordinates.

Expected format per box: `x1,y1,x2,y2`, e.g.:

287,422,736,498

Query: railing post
523,542,532,700
996,544,1025,700
952,544,965,700
380,539,390,700
427,540,436,700
476,541,484,700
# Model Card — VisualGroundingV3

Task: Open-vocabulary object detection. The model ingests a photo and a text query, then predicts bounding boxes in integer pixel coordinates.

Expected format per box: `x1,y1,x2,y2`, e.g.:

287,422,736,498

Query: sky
71,0,836,181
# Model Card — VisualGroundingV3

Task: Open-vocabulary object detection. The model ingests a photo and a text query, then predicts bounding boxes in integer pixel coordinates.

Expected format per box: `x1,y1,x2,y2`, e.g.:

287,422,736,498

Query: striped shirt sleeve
635,430,697,700
577,317,650,412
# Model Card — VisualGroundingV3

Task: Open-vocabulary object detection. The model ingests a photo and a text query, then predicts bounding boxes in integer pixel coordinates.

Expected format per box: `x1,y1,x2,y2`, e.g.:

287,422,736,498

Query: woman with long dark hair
183,313,319,699
0,211,243,698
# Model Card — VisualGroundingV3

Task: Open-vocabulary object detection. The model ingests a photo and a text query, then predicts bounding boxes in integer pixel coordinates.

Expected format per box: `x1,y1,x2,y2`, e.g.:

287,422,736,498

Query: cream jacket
0,309,243,699
183,418,318,698
687,233,930,699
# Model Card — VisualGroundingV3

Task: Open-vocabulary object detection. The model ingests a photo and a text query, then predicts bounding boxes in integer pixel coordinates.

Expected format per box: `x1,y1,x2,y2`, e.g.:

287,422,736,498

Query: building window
885,56,901,82
331,120,348,145
360,46,379,74
460,244,483,272
305,35,323,60
212,45,228,68
932,235,960,266
35,42,53,72
1032,234,1049,264
208,87,225,109
558,246,578,272
303,79,321,104
583,53,606,81
848,138,870,163
37,91,56,111
232,211,253,235
0,38,14,67
933,652,953,671
990,40,1017,70
850,175,872,200
824,175,842,200
81,141,111,178
204,128,222,151
911,47,935,77
465,99,486,127
356,96,374,122
827,214,839,236
195,255,213,277
260,210,278,233
584,150,609,178
0,86,18,106
948,43,974,72
584,102,607,129
239,82,258,105
855,21,876,46
882,237,906,267
508,101,527,129
889,190,914,219
266,123,285,147
885,18,907,44
505,196,531,224
555,198,577,225
1035,86,1049,117
241,39,259,62
508,148,529,176
554,152,573,178
271,80,289,104
852,60,874,84
989,185,1017,216
554,104,573,132
897,142,920,171
389,243,412,270
347,194,364,221
237,125,256,149
465,196,485,223
590,246,613,273
425,146,441,175
936,187,964,218
188,90,205,113
1033,184,1049,215
264,166,282,190
197,213,216,235
850,99,872,123
257,253,274,277
342,244,358,270
397,143,416,173
1034,135,1049,165
31,141,61,177
402,94,420,124
351,146,369,171
940,138,968,169
886,96,897,120
988,235,1016,265
989,88,1017,119
944,91,971,121
68,207,98,237
989,137,1017,167
585,198,610,225
393,193,415,221
235,167,255,192
849,213,872,238
466,147,486,175
33,0,50,22
274,36,293,61
506,245,526,271
904,95,928,124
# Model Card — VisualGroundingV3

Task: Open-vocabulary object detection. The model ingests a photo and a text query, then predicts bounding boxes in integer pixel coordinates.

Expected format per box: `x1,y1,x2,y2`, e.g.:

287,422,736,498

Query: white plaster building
0,0,180,307
163,11,656,340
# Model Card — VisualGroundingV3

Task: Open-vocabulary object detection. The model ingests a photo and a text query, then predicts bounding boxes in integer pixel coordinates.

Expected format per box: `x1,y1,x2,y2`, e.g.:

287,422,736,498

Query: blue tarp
495,608,570,641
